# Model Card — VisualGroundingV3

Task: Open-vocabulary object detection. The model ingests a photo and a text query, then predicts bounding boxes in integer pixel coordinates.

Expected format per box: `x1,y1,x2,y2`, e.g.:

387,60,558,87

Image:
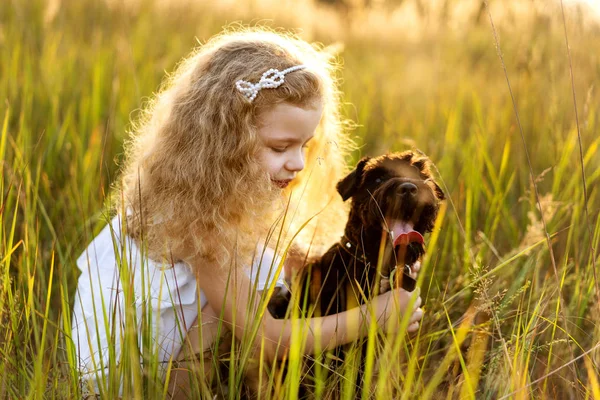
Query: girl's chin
271,180,291,189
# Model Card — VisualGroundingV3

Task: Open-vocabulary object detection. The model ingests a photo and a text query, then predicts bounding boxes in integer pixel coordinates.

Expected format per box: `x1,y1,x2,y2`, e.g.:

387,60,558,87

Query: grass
1,0,600,398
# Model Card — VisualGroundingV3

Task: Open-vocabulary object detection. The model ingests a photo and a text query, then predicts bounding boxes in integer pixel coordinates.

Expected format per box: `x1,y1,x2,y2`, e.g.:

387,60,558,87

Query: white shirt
71,214,285,391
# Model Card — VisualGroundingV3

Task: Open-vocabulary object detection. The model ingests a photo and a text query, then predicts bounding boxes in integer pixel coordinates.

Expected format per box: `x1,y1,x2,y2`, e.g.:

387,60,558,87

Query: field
1,0,600,398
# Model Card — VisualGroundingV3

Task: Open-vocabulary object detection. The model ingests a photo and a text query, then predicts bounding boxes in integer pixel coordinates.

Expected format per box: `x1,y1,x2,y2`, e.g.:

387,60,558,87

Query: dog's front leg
379,276,392,293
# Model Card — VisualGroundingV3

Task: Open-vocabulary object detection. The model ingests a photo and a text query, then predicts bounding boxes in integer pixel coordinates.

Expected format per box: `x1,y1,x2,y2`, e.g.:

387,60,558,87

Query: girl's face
257,101,323,189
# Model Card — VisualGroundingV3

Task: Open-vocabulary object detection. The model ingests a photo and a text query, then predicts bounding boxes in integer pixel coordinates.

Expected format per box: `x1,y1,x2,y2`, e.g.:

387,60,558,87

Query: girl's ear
336,156,370,201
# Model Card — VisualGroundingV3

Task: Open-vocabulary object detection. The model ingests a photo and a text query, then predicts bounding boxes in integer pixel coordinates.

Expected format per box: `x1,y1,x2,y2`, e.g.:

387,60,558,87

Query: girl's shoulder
76,215,123,271
76,214,184,273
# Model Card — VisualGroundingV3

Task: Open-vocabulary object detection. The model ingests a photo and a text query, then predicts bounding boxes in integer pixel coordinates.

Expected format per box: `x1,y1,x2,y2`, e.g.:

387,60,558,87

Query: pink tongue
390,220,424,247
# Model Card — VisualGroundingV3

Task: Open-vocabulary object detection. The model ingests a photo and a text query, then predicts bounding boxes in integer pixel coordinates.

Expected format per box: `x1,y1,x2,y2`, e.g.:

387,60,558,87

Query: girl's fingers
407,321,420,333
392,288,420,313
409,261,421,279
413,261,421,273
413,296,422,311
410,307,424,324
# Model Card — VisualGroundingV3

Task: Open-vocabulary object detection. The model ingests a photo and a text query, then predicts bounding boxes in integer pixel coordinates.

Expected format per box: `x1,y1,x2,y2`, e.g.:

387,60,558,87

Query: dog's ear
336,156,370,201
433,181,445,201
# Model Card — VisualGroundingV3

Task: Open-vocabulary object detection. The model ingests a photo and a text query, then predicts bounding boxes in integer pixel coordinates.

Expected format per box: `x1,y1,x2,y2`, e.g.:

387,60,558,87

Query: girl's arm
190,255,423,362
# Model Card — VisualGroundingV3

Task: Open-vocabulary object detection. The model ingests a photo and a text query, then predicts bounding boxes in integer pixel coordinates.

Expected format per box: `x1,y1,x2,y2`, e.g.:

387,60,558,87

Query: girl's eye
271,147,287,153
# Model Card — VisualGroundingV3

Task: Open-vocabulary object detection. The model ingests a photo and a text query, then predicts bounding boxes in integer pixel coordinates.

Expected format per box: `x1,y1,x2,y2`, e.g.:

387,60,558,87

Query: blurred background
1,0,600,398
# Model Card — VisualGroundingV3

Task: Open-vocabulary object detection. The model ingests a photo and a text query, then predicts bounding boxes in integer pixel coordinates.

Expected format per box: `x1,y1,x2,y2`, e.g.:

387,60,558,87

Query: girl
71,28,423,397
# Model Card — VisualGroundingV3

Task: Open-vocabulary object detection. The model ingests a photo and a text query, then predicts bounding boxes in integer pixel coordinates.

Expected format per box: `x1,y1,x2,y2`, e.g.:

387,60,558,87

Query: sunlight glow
567,0,600,15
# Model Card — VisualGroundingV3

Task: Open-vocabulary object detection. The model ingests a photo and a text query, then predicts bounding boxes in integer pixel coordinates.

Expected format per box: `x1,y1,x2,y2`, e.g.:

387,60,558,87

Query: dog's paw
380,278,391,293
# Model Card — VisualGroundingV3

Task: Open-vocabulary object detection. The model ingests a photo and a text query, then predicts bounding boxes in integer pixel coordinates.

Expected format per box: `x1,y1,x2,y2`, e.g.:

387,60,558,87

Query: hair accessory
235,65,306,102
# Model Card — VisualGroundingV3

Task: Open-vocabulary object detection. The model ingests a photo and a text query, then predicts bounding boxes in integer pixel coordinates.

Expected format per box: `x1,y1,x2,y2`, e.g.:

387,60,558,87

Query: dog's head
337,150,444,267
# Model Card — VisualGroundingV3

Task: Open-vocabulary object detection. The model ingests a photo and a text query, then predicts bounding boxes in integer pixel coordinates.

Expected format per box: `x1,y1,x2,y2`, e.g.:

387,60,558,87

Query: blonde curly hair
115,27,355,267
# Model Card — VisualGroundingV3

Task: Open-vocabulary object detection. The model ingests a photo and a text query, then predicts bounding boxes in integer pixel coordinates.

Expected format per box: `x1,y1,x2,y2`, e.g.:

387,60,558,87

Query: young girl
71,28,423,397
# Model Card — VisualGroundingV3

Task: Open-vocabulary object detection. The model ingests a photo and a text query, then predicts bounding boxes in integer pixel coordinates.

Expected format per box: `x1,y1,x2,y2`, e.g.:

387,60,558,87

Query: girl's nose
285,149,305,172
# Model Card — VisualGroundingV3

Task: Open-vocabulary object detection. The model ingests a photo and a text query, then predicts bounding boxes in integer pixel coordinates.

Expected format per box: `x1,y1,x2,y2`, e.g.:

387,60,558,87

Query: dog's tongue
390,220,424,247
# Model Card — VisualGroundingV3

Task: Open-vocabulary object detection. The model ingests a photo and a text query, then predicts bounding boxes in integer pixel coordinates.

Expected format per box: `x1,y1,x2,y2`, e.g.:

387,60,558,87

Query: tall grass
1,0,599,398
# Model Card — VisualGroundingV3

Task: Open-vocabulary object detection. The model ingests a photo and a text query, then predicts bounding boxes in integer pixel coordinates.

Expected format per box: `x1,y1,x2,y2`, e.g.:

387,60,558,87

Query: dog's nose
399,182,418,197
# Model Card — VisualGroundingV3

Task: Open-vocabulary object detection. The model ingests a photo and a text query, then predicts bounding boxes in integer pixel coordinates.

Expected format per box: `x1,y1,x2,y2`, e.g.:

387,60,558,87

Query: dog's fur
266,150,444,396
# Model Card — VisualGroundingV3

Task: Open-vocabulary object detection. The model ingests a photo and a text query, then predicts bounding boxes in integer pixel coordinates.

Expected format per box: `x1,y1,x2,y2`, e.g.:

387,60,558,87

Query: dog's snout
399,182,418,197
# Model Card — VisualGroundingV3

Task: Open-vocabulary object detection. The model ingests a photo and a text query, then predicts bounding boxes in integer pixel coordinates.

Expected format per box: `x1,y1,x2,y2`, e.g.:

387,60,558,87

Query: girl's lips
272,179,292,188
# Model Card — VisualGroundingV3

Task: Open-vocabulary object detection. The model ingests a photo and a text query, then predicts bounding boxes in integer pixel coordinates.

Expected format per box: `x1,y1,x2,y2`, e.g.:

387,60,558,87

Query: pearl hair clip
235,65,306,102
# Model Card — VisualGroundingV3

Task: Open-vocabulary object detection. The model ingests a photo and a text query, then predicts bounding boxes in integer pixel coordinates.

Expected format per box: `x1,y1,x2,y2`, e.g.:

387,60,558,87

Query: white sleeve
246,245,286,291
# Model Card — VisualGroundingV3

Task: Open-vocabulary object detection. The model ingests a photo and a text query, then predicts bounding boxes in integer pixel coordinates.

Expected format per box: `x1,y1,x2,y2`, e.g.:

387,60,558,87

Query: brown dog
266,150,444,396
270,150,444,318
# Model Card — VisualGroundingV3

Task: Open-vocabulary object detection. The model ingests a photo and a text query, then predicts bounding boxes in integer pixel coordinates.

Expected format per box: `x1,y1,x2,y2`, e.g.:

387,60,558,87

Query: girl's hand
380,260,422,293
409,260,421,279
373,287,423,334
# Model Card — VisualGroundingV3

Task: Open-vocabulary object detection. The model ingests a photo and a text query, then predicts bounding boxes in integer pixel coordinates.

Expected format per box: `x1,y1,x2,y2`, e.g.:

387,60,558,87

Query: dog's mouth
390,220,424,247
389,220,424,266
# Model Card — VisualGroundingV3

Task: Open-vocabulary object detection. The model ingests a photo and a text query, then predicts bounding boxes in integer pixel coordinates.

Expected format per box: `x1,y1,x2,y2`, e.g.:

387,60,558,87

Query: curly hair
115,27,355,267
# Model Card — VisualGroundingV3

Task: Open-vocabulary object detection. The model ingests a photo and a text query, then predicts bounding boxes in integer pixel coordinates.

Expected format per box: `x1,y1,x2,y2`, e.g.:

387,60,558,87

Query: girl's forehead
258,100,322,119
257,102,323,139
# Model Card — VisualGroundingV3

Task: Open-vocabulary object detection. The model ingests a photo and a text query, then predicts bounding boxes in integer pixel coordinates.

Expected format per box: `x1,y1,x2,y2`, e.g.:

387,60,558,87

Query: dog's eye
375,178,382,183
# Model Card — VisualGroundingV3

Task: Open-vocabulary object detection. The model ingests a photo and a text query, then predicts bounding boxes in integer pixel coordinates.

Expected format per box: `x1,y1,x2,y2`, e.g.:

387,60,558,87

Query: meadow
1,0,600,398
